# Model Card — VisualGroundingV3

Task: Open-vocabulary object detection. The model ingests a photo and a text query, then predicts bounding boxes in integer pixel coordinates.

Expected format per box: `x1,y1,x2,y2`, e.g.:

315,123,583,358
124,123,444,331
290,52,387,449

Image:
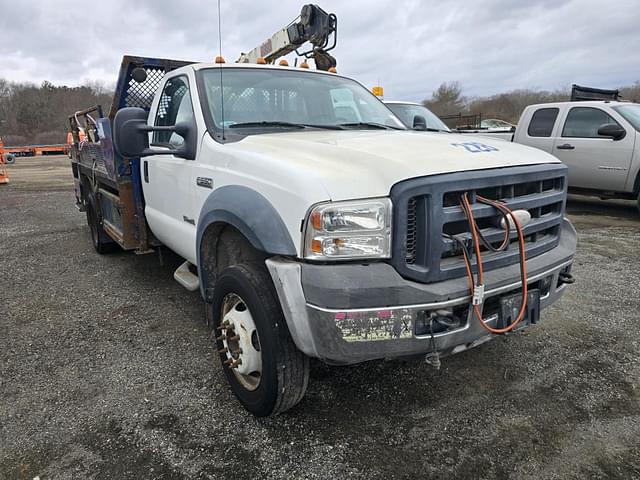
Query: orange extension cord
459,193,529,334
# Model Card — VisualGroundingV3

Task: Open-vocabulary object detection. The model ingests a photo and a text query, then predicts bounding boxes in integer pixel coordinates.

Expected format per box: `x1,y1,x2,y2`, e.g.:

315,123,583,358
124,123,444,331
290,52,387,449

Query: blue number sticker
451,142,499,153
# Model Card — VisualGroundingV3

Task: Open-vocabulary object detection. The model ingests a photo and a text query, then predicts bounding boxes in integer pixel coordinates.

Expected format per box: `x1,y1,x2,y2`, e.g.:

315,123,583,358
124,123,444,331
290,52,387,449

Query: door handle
556,144,575,150
143,160,149,182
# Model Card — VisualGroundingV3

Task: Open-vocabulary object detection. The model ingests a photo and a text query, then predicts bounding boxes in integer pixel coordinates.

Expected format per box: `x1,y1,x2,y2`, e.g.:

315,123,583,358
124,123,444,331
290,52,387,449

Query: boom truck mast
236,4,337,71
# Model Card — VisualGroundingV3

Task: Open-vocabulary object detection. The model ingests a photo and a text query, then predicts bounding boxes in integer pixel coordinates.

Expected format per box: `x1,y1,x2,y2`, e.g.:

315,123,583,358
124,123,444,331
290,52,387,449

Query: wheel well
200,223,267,302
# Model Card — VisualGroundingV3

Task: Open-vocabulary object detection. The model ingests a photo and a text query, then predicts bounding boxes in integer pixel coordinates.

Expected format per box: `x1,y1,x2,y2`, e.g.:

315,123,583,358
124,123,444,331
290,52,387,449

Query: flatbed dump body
69,55,194,252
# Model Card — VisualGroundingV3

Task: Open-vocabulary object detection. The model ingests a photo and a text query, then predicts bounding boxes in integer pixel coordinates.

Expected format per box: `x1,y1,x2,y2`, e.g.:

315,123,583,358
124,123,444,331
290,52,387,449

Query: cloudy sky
1,0,638,101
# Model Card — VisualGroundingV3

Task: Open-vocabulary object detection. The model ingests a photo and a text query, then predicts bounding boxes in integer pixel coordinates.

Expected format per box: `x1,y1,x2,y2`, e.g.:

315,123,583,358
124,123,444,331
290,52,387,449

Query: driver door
143,74,199,262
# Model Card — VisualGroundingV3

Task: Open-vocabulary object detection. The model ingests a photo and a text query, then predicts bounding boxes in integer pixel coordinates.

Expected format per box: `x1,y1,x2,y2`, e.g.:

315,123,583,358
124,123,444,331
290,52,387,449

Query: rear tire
211,263,309,416
85,192,118,254
637,192,640,215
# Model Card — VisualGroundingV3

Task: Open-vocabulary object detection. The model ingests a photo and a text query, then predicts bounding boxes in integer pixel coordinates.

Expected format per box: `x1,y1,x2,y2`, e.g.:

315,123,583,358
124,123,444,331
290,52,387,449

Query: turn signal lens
311,210,322,230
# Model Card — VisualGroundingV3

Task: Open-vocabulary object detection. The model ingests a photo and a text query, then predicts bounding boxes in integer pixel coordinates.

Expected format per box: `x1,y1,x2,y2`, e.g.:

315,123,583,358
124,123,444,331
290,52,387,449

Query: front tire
211,263,309,416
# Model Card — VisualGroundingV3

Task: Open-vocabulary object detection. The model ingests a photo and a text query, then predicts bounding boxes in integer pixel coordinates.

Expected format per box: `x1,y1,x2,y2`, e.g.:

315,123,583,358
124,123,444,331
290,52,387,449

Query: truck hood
235,130,561,200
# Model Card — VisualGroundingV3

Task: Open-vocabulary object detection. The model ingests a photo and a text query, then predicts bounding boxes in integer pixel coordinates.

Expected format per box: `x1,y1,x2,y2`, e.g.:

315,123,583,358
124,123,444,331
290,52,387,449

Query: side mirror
113,107,197,160
413,115,427,131
597,123,626,140
113,107,149,157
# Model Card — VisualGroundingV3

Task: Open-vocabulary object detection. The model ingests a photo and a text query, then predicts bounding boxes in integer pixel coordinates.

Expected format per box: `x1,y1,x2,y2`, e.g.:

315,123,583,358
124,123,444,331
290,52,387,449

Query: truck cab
70,56,576,416
513,101,640,208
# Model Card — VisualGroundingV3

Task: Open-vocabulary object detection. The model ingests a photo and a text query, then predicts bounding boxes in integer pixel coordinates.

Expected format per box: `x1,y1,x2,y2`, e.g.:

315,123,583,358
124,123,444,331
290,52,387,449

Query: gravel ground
1,156,639,479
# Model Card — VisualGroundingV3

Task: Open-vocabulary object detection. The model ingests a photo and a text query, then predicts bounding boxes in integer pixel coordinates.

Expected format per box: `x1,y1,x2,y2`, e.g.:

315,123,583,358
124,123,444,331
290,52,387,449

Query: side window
153,76,194,147
562,107,620,138
527,108,559,137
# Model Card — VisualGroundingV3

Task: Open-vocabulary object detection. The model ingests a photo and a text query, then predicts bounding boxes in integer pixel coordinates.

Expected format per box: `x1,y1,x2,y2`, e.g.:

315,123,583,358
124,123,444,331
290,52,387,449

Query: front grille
390,164,568,283
406,197,418,264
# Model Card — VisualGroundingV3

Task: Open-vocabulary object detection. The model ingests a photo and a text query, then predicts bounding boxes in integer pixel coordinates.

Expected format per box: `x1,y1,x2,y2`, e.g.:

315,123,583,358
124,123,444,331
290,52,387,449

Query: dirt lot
1,156,639,479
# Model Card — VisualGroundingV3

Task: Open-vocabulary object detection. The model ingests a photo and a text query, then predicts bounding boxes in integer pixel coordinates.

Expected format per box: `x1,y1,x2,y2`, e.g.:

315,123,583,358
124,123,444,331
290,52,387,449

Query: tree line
424,81,640,126
0,79,113,146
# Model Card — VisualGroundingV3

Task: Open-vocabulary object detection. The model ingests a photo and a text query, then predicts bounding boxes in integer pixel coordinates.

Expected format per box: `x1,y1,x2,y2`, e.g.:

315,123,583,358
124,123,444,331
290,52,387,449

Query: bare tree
467,88,570,124
620,81,640,103
0,78,114,145
423,82,466,116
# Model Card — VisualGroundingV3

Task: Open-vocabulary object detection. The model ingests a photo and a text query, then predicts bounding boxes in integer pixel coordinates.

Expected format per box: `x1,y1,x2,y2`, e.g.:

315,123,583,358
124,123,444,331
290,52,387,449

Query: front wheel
637,192,640,215
211,263,309,416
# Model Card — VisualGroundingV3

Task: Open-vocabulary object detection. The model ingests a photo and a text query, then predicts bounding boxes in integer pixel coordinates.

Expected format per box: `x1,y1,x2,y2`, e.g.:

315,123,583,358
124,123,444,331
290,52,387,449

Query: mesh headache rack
390,164,568,283
109,56,195,119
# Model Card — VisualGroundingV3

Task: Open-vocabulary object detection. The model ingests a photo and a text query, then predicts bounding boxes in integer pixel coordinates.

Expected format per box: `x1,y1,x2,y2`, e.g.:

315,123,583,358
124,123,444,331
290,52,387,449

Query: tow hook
424,310,463,370
558,271,575,285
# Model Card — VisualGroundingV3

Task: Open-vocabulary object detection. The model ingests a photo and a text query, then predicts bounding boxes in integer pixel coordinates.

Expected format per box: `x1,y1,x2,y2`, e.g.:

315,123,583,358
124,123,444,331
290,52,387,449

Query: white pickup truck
511,101,640,211
69,56,576,416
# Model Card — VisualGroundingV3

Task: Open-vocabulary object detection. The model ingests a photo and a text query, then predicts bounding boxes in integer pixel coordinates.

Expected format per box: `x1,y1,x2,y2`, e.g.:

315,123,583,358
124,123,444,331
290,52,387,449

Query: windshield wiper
228,121,344,130
338,122,404,130
303,124,345,130
229,121,306,129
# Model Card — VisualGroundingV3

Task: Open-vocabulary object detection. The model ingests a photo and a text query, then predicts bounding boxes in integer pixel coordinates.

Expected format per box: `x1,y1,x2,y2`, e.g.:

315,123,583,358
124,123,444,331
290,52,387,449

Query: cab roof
527,100,633,109
189,62,343,78
383,101,422,106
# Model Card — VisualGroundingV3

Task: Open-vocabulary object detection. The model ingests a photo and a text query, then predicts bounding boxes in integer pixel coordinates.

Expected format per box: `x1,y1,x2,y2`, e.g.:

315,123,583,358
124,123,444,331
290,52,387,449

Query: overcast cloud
1,0,638,101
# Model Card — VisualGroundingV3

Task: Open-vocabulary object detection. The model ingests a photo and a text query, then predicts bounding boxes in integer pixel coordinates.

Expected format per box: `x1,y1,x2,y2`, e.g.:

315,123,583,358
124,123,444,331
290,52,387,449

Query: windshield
613,104,640,132
384,103,450,131
198,68,405,134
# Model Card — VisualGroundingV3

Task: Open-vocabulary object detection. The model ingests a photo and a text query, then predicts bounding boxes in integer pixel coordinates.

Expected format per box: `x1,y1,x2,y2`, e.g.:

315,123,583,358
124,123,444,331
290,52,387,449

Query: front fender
196,185,297,268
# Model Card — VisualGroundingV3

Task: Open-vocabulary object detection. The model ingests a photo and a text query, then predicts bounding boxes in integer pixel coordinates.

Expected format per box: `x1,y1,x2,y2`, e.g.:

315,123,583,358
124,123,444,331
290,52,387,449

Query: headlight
303,198,392,260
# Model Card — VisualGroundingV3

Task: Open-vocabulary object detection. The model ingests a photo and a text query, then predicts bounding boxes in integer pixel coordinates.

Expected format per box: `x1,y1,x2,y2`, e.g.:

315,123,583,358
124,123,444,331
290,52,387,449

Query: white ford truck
69,55,576,416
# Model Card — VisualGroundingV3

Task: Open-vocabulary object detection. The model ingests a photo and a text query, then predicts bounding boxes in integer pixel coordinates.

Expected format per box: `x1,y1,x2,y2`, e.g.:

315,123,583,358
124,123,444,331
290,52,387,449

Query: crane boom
237,4,337,71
